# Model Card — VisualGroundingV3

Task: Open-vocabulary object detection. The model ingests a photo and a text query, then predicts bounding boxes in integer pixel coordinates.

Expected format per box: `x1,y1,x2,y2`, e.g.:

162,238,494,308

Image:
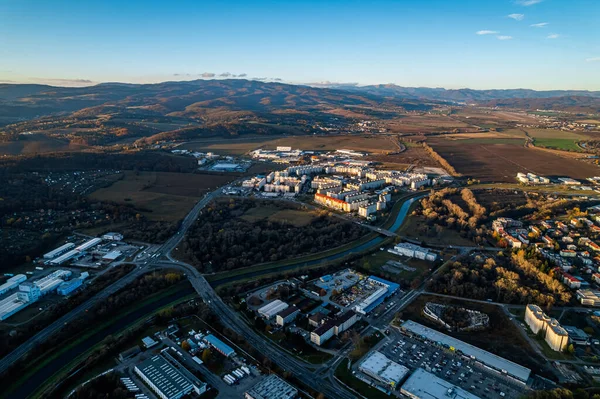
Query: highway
0,183,359,398
0,183,481,398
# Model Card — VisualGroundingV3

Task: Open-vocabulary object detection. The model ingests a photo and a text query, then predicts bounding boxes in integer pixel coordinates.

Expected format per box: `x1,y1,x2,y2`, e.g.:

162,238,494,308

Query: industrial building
388,243,438,262
245,374,298,399
258,300,289,319
135,355,203,399
43,242,75,259
310,310,359,346
75,237,102,252
0,274,27,296
359,351,409,388
401,320,531,384
276,305,299,326
34,270,72,295
525,304,569,352
102,232,123,241
354,276,399,315
57,272,89,296
400,368,481,399
102,250,122,263
203,334,235,357
49,249,80,265
0,283,41,321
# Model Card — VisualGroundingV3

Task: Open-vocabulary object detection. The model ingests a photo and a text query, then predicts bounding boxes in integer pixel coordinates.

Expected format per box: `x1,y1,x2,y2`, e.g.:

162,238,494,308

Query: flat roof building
43,242,75,259
203,334,235,358
245,374,298,399
359,351,409,389
401,320,531,384
0,274,27,296
401,368,481,399
135,355,199,399
258,300,289,319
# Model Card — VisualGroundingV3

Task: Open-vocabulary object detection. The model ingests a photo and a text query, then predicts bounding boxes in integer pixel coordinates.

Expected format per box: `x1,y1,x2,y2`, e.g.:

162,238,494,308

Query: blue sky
1,0,599,90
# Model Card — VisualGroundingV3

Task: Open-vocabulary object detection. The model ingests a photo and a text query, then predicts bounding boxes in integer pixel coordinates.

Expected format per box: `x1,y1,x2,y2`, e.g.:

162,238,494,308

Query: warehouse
43,242,75,259
258,300,289,319
75,237,102,252
102,232,123,241
49,249,80,265
401,368,481,399
135,355,200,399
0,283,41,321
203,334,235,357
245,374,298,399
57,273,88,296
401,321,531,384
0,293,29,321
102,250,122,263
359,351,409,388
34,270,72,295
0,274,27,296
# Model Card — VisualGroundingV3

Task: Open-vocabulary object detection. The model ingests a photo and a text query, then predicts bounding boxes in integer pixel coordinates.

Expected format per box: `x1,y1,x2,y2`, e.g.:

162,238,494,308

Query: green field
534,138,581,152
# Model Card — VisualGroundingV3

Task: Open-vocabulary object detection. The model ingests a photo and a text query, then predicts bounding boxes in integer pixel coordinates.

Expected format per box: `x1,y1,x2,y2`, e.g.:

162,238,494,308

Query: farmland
428,137,600,182
89,171,235,221
180,134,402,155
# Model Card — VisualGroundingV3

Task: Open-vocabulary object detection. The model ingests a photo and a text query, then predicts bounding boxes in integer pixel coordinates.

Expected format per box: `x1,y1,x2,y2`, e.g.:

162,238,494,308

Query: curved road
0,186,437,398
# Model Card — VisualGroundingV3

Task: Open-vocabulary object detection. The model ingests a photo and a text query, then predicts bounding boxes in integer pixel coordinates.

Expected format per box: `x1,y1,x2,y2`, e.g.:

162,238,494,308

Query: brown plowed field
429,138,600,182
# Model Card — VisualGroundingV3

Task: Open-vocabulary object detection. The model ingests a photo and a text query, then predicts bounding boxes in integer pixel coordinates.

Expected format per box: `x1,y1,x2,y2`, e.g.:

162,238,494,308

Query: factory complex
134,354,207,399
0,269,89,320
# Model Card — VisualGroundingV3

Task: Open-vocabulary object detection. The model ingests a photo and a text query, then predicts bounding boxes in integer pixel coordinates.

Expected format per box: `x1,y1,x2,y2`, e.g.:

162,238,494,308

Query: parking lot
369,331,526,399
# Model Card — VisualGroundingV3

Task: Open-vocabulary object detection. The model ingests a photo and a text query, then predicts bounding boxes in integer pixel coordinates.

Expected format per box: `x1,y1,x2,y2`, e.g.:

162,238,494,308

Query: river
209,193,426,286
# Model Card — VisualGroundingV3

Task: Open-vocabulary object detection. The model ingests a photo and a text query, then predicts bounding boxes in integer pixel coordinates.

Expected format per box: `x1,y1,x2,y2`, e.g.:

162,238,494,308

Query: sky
0,0,599,90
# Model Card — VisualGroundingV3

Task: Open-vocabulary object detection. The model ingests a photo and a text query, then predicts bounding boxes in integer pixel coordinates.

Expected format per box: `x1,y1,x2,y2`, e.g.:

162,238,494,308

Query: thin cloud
219,72,232,77
586,57,600,63
516,0,543,5
530,22,548,28
237,73,247,77
508,13,525,21
201,72,215,78
32,78,94,86
0,79,15,83
476,30,499,35
497,36,513,40
547,34,560,39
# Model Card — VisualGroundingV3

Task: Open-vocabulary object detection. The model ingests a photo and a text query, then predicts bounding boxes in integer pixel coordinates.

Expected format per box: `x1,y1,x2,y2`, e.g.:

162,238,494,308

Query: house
560,250,577,258
563,274,582,289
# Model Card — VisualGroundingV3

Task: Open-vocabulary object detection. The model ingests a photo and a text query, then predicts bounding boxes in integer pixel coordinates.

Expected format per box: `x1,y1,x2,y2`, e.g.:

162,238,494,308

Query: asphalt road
0,183,358,398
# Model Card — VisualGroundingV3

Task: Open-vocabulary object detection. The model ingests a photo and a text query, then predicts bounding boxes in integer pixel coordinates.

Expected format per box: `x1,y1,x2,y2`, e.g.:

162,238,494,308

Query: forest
427,249,572,307
178,198,365,273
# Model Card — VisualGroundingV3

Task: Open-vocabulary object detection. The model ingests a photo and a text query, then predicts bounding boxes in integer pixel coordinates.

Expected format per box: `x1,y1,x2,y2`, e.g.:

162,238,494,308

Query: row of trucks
222,366,251,385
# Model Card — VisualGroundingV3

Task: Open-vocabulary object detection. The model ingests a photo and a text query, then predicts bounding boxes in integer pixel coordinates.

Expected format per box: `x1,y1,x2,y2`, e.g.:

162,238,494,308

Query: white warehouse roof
359,351,409,387
257,300,288,318
75,237,102,252
401,368,481,399
402,321,531,383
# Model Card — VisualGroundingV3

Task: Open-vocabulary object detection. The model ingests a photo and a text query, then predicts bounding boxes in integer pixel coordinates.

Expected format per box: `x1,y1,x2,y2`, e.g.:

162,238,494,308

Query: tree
181,340,191,351
201,348,211,362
